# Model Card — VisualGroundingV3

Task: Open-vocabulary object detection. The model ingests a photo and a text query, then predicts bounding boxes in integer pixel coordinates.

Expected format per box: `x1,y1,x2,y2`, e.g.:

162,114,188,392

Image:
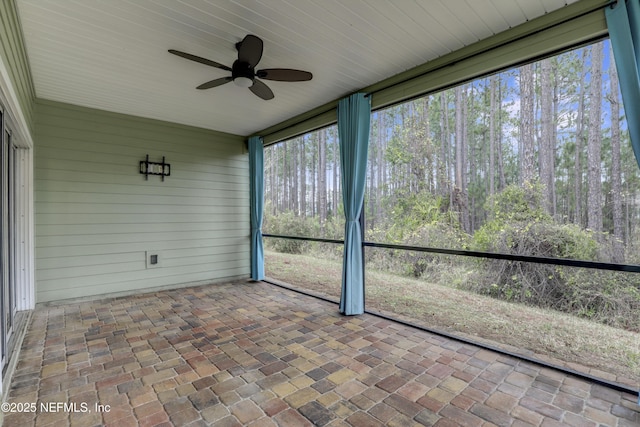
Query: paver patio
2,280,638,426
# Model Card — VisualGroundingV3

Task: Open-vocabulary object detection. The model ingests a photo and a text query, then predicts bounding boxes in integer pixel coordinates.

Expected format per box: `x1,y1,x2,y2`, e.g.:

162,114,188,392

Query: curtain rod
260,0,614,142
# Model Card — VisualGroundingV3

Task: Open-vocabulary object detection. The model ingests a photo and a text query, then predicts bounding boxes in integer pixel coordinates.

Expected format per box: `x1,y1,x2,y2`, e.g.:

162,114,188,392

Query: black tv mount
140,155,170,181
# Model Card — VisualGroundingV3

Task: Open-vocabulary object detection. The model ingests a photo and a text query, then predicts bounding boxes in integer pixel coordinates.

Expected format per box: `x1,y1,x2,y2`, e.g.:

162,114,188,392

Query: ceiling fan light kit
234,77,253,88
169,34,312,100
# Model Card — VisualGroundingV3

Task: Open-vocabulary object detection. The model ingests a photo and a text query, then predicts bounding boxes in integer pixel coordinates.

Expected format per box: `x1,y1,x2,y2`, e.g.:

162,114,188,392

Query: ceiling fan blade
250,79,274,100
257,69,313,82
168,49,232,71
237,35,263,68
197,76,233,89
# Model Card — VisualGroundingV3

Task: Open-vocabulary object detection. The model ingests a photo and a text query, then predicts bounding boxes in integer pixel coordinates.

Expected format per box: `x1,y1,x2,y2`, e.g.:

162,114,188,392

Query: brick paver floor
3,280,639,426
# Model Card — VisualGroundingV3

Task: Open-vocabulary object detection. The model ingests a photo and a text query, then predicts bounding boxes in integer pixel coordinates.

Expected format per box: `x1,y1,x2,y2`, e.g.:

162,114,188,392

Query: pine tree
587,43,603,233
608,45,624,261
519,63,536,184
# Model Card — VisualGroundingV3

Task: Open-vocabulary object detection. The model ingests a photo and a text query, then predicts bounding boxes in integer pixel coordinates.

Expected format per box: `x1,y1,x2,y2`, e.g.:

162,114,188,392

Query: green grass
265,249,640,385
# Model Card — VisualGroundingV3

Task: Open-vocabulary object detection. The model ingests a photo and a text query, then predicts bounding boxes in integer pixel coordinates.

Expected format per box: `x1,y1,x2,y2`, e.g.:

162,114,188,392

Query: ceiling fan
169,35,313,100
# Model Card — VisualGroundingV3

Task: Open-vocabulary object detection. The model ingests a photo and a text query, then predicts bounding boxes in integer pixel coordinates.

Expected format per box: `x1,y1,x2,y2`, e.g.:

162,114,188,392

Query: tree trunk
519,63,535,184
319,128,327,223
551,61,559,218
609,45,624,261
292,141,299,215
539,58,554,213
422,97,431,192
311,138,316,217
466,85,475,232
489,75,497,196
497,80,506,190
587,42,603,233
377,112,385,199
300,136,307,217
438,92,448,198
335,133,341,220
455,85,470,232
368,120,377,229
442,91,453,207
283,144,289,211
575,49,588,226
269,148,276,215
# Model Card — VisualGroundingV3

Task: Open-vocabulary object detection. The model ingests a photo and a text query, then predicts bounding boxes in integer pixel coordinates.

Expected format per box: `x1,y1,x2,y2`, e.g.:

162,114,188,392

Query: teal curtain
337,93,371,315
249,136,264,280
606,0,640,168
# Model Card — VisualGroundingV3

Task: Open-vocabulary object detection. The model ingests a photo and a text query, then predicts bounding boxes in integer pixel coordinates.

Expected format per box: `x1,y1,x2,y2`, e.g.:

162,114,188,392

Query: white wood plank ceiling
16,0,578,137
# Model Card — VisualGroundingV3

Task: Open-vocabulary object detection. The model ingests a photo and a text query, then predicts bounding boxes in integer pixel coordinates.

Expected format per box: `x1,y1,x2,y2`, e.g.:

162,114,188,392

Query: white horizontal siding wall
34,99,249,302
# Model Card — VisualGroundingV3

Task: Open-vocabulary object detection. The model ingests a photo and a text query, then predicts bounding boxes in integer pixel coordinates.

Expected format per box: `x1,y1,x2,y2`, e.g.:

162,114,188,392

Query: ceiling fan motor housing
232,60,254,81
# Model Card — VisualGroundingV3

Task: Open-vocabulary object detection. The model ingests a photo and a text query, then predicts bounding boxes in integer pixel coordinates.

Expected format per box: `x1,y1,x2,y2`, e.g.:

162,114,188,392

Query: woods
263,39,640,330
265,40,638,251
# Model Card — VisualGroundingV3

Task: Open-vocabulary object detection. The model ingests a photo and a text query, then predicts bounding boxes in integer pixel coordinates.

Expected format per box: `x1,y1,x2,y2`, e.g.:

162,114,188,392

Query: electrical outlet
146,251,162,269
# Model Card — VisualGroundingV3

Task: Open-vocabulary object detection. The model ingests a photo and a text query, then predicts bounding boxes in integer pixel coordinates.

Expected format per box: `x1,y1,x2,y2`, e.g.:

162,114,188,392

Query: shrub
474,181,551,251
384,190,459,241
469,183,640,330
366,219,468,279
470,221,598,305
365,190,466,278
563,269,640,331
400,223,470,278
263,210,319,254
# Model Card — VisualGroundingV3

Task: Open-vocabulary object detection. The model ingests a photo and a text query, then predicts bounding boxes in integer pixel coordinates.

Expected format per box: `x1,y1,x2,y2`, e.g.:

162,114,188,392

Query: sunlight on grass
265,249,640,385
